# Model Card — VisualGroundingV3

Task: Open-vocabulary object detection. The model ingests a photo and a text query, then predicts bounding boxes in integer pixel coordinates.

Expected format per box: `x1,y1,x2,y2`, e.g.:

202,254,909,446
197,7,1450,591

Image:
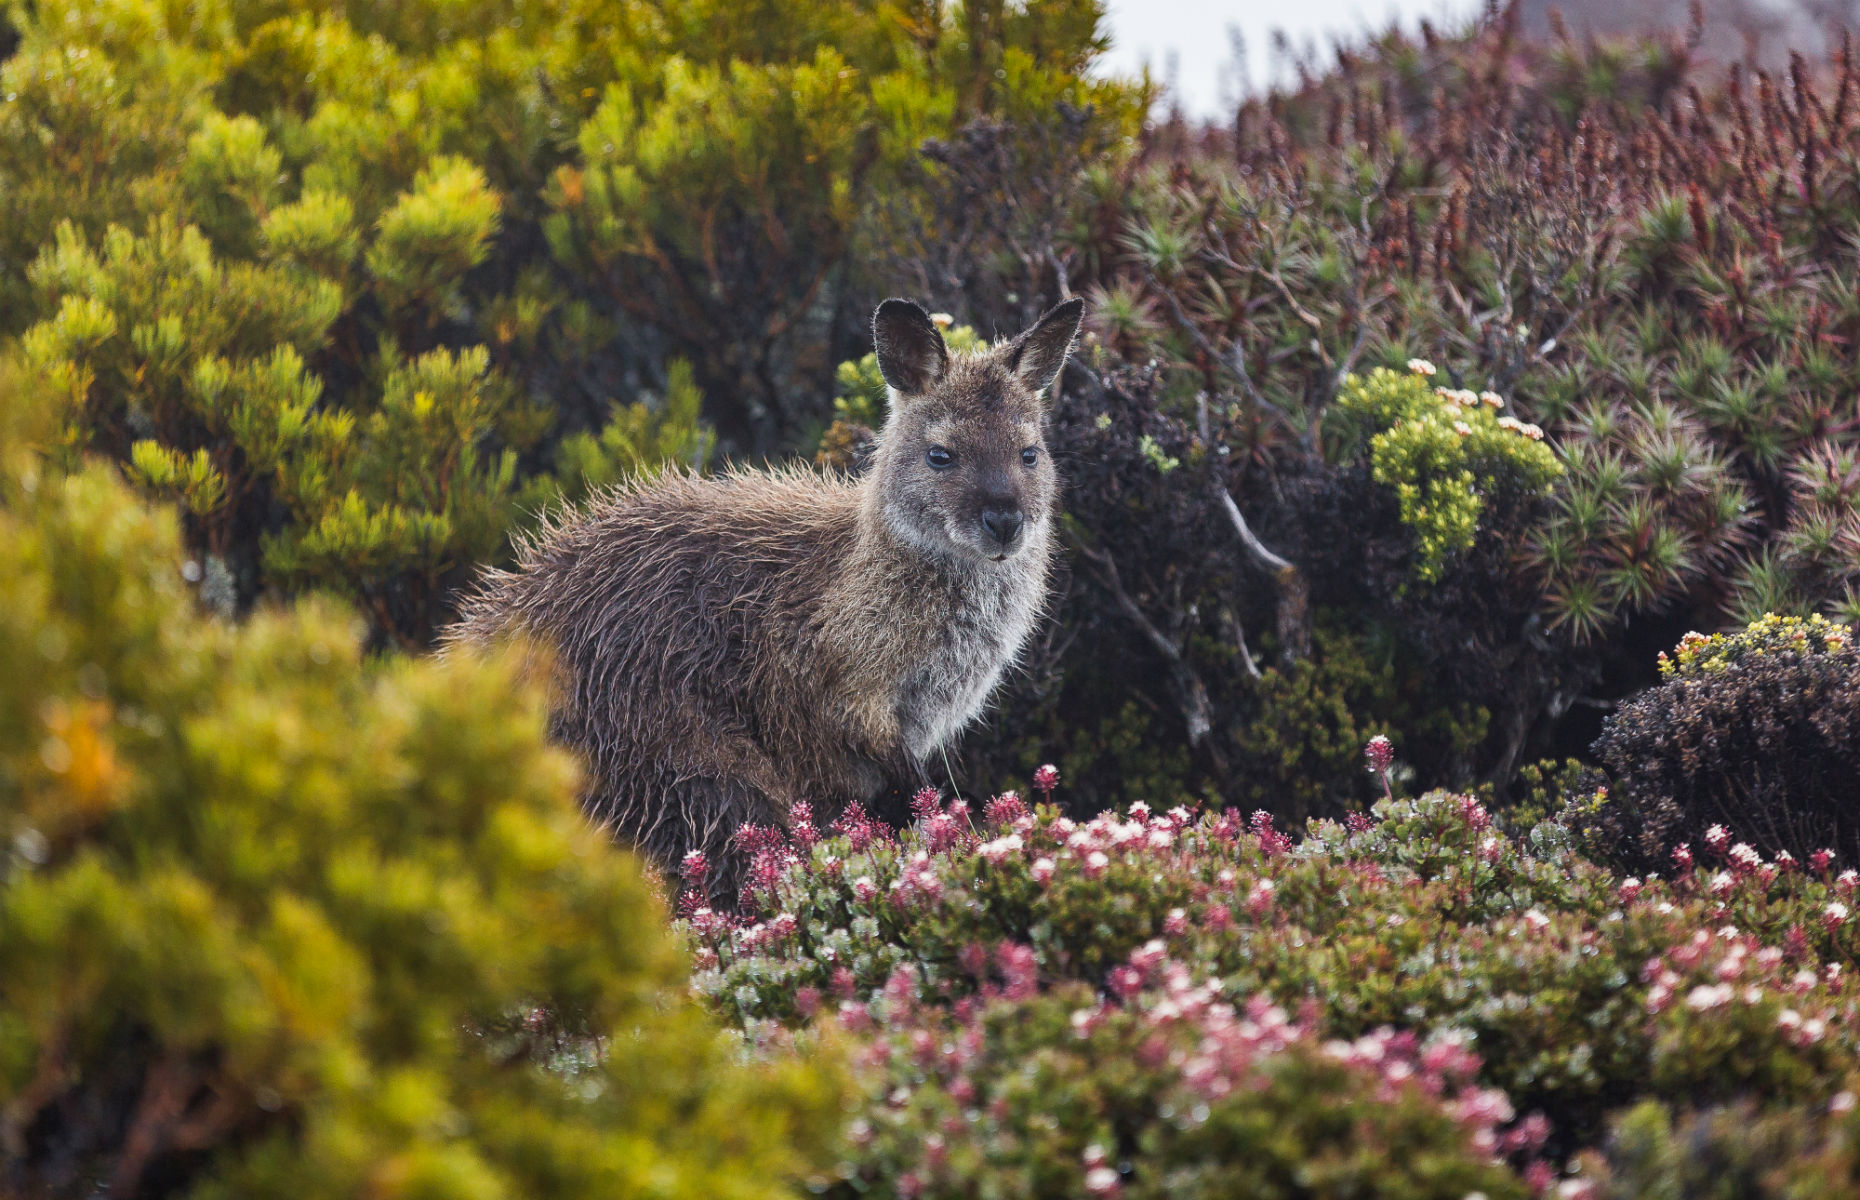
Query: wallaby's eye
926,445,955,470
1021,446,1039,467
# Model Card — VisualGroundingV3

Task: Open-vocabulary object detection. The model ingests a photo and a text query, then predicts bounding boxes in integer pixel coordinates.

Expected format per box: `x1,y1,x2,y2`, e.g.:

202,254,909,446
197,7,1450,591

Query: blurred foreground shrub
0,374,840,1198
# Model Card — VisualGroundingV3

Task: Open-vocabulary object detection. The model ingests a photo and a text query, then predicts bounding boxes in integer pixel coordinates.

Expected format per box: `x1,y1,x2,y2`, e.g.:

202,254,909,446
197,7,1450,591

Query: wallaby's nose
980,507,1023,550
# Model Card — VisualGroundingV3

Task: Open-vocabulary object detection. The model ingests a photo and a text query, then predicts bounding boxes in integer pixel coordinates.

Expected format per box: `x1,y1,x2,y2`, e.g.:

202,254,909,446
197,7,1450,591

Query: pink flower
1826,901,1849,931
1033,763,1060,799
1031,856,1056,883
910,786,942,819
1250,810,1292,856
1246,879,1276,917
1106,965,1143,998
1364,735,1394,775
1618,877,1643,902
997,942,1039,1000
984,791,1026,826
787,801,819,849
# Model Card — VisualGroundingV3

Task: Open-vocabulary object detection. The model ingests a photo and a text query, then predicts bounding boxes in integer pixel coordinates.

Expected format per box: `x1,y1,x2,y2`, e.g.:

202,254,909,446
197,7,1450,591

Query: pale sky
1100,0,1485,118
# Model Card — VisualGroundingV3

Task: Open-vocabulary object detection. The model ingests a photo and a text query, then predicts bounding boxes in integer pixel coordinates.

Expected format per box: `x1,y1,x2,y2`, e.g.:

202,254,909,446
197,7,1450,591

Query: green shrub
0,372,840,1198
0,0,1141,647
1588,1097,1860,1198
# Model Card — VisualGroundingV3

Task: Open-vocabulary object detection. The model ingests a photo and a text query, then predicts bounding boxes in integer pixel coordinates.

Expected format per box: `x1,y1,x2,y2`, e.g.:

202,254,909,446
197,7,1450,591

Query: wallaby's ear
1007,297,1085,395
872,299,949,396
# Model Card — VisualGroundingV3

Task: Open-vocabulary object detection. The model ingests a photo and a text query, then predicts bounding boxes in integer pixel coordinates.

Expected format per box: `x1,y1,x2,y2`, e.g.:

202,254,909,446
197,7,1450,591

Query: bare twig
1073,540,1215,745
1215,486,1310,663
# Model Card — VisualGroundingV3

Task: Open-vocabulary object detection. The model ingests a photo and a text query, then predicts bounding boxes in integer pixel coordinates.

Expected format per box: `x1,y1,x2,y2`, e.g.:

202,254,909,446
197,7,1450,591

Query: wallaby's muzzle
980,507,1024,554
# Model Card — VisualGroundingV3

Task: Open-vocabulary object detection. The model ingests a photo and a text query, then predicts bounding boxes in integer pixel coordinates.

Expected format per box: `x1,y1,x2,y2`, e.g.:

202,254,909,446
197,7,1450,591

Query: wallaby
447,297,1084,898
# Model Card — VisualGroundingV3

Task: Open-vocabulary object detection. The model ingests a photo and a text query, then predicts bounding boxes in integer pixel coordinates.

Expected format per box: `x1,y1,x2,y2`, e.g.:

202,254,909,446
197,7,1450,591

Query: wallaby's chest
894,561,1046,761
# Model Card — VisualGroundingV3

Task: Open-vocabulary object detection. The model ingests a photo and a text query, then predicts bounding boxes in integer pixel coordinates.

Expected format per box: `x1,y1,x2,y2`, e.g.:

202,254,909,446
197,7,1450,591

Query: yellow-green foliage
0,0,1140,645
1656,611,1854,679
0,373,840,1198
1333,363,1562,583
551,358,714,503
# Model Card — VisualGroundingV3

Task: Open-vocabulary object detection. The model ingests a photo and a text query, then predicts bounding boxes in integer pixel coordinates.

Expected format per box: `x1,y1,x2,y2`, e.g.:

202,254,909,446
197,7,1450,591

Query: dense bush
911,11,1860,816
2,0,1141,647
20,0,1860,820
1585,1096,1860,1198
679,769,1860,1190
1578,613,1860,871
828,977,1531,1199
0,375,839,1198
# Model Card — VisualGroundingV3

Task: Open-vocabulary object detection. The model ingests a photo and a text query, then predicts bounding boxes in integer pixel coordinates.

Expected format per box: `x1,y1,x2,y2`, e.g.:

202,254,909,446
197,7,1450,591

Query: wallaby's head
868,297,1084,566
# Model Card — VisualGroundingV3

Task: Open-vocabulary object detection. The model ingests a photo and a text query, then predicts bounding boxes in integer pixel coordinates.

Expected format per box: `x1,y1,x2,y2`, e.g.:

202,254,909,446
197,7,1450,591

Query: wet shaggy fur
447,299,1084,896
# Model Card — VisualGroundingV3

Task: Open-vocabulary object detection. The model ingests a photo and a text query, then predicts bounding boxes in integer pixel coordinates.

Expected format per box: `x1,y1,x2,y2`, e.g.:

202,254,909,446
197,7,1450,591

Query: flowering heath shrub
832,976,1530,1199
1584,615,1860,872
680,768,1860,1192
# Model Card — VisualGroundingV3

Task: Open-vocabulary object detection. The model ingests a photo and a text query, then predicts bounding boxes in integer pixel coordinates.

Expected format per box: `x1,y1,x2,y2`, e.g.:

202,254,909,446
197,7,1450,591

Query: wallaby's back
451,467,882,874
448,297,1085,899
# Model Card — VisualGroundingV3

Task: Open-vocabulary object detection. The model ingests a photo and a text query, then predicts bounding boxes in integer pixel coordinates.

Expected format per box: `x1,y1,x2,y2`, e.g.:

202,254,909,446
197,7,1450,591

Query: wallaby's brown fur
446,298,1084,896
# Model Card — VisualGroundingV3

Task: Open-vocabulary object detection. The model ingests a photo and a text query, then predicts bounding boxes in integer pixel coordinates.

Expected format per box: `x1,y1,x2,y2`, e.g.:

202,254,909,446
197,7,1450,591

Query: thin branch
1215,485,1311,663
1216,485,1294,573
1073,540,1215,745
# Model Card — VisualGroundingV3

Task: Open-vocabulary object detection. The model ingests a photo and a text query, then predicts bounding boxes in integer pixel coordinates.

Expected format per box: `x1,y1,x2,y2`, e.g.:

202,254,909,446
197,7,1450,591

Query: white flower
977,833,1023,863
1407,358,1437,376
